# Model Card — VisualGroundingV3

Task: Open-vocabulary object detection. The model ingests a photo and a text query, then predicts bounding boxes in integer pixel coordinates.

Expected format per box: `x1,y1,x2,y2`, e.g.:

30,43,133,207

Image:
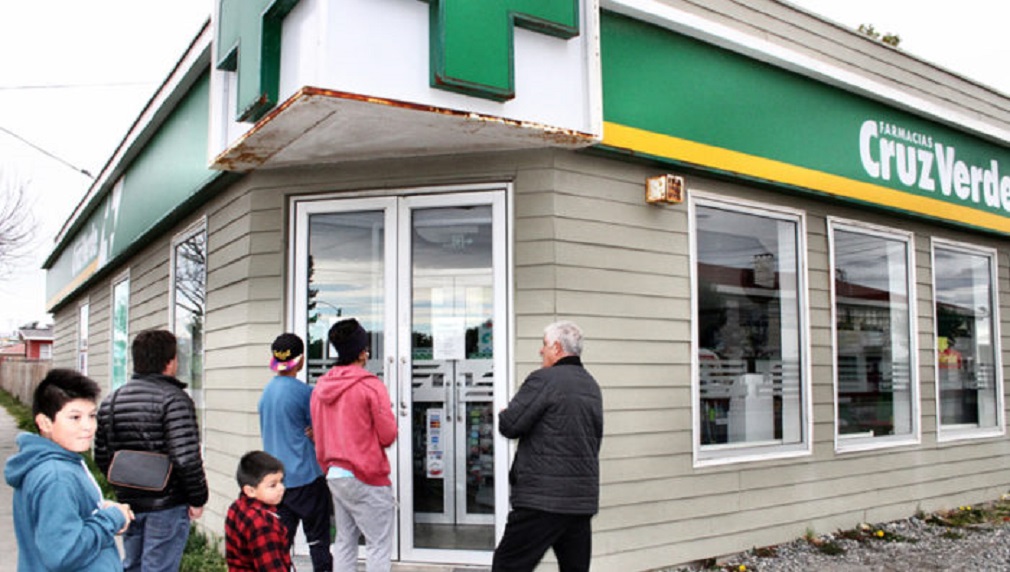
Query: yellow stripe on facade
46,259,99,312
603,122,1010,234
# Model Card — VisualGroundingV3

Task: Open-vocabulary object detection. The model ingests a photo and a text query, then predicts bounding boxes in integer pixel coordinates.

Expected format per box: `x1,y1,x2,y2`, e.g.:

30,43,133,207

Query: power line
0,126,94,179
0,81,154,91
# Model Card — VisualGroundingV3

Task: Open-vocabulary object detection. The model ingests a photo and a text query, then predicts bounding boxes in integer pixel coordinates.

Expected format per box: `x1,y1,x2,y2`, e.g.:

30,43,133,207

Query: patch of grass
813,540,846,556
804,534,846,556
833,523,915,544
180,525,227,572
0,386,35,432
926,505,989,527
870,528,915,543
942,531,964,540
835,527,867,543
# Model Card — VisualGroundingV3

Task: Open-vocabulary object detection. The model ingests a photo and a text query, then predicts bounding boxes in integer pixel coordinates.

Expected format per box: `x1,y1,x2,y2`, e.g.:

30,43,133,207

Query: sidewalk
0,404,20,572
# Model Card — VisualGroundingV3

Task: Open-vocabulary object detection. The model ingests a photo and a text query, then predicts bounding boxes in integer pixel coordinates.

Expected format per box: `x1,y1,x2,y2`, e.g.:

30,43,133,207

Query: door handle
399,357,409,417
457,372,473,422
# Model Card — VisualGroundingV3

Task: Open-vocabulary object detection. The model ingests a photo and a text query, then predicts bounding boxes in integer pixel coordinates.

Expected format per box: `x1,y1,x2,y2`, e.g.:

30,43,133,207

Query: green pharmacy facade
45,0,1010,569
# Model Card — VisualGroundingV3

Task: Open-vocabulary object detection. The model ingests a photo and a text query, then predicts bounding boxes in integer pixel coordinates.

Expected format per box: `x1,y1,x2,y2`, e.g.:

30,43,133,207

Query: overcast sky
0,0,209,332
0,0,1007,333
787,0,1010,94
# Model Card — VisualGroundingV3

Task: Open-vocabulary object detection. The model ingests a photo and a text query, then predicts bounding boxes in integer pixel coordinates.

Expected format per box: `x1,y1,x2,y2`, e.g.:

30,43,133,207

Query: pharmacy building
44,0,1010,569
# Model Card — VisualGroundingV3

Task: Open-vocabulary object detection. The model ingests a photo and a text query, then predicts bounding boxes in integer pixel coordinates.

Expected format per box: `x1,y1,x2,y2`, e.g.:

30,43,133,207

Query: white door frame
288,184,512,567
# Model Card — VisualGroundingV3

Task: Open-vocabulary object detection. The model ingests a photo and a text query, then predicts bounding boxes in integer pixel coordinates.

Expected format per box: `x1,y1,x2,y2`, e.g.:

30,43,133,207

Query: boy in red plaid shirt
226,451,292,571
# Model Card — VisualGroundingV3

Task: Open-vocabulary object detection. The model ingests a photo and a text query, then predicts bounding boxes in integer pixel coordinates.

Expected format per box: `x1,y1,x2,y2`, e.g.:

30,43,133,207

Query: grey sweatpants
327,476,395,572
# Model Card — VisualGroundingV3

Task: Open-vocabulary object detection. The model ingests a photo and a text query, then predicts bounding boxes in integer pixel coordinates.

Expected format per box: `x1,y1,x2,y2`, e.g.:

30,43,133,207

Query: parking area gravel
664,501,1010,571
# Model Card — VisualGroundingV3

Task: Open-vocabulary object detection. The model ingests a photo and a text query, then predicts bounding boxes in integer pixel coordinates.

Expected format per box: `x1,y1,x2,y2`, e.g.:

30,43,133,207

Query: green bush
181,525,227,572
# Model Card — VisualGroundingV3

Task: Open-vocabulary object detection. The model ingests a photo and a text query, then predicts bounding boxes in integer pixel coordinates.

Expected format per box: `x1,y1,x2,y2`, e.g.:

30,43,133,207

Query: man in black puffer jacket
493,320,604,572
95,329,208,572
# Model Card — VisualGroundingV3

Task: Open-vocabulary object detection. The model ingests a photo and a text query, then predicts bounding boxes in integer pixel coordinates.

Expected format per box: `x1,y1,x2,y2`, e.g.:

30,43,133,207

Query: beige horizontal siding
49,148,1010,571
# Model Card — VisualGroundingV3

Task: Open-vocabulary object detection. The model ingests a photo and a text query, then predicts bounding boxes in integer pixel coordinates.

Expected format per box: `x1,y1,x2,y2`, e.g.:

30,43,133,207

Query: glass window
172,225,207,412
693,199,807,463
306,210,385,384
933,241,1002,437
111,275,130,390
830,221,916,449
78,302,89,374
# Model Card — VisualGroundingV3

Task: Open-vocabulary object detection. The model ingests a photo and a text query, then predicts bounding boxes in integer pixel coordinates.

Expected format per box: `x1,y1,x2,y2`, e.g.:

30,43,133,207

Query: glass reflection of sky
696,205,798,271
309,211,385,330
412,207,493,337
935,247,995,350
934,248,992,312
307,206,494,344
834,230,908,293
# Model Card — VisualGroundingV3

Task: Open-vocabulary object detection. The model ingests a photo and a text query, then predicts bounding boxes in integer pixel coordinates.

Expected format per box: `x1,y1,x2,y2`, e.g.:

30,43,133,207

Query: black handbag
104,390,173,491
107,450,172,491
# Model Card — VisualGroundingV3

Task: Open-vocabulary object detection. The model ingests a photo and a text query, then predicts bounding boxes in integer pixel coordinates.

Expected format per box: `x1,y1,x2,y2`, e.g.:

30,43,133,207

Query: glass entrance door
291,189,508,567
406,204,495,542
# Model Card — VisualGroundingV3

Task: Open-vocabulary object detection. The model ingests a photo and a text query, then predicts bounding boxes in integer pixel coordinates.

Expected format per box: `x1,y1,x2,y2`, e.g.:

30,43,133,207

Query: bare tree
0,179,37,278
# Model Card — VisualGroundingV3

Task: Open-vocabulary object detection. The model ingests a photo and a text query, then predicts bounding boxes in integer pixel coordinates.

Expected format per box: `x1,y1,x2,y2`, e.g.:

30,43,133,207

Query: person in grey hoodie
5,369,134,571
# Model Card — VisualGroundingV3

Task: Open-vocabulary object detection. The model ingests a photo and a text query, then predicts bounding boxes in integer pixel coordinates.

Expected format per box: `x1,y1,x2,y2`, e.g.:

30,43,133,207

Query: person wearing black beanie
329,319,369,366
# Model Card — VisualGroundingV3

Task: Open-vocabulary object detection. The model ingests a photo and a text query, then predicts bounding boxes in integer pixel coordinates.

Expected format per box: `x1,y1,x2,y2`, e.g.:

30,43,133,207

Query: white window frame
931,238,1005,442
828,218,920,452
690,192,812,466
110,271,131,391
77,300,90,375
169,218,208,436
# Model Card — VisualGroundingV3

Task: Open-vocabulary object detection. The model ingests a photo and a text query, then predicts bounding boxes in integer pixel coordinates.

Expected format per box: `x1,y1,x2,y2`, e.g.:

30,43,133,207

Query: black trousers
492,508,593,572
278,476,334,572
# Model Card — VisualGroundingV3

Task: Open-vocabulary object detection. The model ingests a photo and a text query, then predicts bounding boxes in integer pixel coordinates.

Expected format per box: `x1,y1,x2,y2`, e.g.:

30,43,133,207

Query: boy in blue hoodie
5,368,135,571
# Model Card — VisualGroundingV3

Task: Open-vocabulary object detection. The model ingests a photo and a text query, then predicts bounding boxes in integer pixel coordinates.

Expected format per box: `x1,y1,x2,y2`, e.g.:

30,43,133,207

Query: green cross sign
216,0,301,122
215,0,579,121
421,0,580,101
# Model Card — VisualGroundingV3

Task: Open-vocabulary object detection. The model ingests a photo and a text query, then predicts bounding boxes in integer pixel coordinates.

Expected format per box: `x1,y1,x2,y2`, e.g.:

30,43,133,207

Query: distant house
0,342,27,359
16,323,53,360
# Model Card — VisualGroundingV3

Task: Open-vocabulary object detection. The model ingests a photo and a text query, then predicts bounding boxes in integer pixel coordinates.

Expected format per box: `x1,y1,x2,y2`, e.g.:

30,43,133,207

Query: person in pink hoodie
310,318,398,572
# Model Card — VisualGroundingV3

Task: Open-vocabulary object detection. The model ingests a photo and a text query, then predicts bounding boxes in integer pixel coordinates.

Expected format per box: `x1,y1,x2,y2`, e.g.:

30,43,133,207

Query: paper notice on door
433,317,465,360
426,408,445,479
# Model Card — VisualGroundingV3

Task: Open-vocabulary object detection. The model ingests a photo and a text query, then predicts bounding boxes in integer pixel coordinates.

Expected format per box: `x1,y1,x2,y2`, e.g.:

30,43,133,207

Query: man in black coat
95,329,208,572
493,320,604,572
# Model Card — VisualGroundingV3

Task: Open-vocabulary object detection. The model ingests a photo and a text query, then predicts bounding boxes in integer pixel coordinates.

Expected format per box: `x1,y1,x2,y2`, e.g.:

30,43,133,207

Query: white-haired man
493,320,604,572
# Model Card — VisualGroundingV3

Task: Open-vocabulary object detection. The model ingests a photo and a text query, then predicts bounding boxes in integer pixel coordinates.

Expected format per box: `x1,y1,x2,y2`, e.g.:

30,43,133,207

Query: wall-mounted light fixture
645,174,685,204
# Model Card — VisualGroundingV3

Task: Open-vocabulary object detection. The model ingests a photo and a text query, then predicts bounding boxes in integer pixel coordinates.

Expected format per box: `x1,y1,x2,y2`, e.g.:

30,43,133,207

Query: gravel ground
664,505,1010,571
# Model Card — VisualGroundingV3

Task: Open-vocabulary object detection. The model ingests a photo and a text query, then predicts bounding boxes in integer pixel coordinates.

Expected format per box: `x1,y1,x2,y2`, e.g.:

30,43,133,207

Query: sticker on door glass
426,408,445,479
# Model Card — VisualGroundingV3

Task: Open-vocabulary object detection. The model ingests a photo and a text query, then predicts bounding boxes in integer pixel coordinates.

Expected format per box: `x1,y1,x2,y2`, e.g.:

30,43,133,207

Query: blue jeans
122,505,191,572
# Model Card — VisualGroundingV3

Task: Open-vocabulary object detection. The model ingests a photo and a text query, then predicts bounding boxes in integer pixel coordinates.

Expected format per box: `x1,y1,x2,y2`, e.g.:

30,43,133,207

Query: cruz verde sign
860,119,1010,213
600,13,1010,234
